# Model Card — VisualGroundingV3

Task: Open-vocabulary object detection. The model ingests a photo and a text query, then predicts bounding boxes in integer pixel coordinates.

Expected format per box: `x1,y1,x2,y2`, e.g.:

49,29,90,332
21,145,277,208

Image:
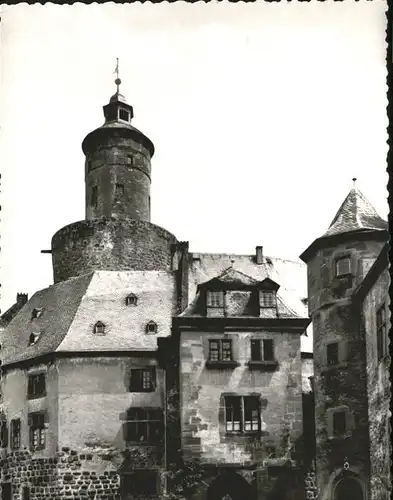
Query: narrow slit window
91,186,98,208
115,183,125,197
327,342,339,366
376,304,387,360
333,411,347,436
10,419,21,450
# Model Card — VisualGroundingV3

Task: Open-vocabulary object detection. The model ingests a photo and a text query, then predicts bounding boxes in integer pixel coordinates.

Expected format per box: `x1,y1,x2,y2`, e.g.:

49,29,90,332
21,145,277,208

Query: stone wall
84,137,152,222
362,268,390,500
306,238,385,500
179,329,304,467
51,219,177,283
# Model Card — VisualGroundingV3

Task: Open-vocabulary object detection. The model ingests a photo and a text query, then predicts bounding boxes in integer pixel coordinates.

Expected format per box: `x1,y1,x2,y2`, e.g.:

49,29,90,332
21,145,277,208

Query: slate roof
323,188,387,237
0,271,176,366
188,253,308,318
182,267,300,319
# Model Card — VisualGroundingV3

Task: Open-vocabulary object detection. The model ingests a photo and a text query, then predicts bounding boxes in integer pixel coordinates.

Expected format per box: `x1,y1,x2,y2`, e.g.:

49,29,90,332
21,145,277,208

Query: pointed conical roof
322,188,387,237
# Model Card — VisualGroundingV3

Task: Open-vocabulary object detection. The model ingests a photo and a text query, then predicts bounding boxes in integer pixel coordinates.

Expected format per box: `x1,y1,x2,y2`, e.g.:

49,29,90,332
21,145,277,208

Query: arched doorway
334,477,363,500
206,471,255,500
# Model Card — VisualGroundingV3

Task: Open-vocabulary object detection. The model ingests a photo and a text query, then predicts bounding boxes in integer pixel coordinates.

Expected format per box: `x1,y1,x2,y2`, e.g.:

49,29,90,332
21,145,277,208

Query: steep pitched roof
188,253,308,318
1,273,94,365
1,271,177,366
323,188,387,237
197,267,259,289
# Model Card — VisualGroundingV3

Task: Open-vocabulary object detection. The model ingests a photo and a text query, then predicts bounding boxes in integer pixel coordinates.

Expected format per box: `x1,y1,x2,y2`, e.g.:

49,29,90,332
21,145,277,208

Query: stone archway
334,477,364,500
206,471,256,500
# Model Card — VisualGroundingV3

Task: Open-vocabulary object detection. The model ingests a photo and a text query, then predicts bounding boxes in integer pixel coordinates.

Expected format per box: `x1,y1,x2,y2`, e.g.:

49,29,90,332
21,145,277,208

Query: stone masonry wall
307,239,385,500
51,219,177,283
84,137,152,222
363,268,390,500
180,329,304,467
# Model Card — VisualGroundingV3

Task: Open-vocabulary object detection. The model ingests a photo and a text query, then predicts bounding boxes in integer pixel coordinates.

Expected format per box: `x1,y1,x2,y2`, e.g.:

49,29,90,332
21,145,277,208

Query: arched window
94,321,106,335
126,293,138,306
146,321,157,334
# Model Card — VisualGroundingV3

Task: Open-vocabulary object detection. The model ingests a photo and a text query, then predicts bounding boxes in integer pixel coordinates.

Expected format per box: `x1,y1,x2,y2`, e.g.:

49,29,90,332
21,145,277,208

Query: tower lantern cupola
81,59,154,222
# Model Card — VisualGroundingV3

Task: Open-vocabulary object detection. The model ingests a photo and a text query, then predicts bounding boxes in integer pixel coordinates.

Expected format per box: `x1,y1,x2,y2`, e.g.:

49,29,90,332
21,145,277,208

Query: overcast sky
0,1,388,326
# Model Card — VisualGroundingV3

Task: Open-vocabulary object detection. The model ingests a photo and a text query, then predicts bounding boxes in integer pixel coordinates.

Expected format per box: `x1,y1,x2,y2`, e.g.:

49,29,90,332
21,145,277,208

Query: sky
0,0,389,337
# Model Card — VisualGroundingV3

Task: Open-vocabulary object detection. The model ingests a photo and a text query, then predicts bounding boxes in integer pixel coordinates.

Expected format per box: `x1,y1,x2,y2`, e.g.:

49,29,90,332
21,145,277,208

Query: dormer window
31,308,43,320
207,291,224,308
335,256,351,277
29,332,41,346
119,108,130,122
146,321,157,334
260,290,276,308
94,321,106,335
126,293,138,306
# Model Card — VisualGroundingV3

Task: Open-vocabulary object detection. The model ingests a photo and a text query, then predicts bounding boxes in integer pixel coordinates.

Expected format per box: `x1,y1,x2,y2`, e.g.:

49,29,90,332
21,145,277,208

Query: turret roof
322,188,387,237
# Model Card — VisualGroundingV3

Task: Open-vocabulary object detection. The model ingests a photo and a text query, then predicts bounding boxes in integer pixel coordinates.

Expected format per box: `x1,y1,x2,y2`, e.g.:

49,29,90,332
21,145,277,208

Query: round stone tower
300,186,388,500
51,73,177,283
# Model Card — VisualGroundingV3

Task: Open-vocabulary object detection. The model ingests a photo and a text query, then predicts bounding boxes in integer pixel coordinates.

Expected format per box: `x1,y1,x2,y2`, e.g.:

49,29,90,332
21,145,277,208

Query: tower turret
300,183,388,500
81,61,154,221
50,62,177,283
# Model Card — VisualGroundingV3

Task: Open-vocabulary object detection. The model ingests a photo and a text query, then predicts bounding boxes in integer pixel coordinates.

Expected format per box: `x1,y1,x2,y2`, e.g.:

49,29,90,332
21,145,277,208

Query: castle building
0,78,389,500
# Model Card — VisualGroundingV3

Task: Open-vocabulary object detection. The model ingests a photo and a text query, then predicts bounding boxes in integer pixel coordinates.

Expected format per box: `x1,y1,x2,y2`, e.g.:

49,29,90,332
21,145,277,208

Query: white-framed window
208,339,233,362
260,290,276,308
224,395,260,434
207,290,224,308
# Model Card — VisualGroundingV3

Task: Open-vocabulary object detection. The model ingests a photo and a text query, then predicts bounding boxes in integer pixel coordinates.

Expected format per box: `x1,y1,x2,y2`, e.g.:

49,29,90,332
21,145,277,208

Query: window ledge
247,360,278,371
328,432,352,441
225,431,262,438
205,360,239,369
321,362,348,373
27,395,47,401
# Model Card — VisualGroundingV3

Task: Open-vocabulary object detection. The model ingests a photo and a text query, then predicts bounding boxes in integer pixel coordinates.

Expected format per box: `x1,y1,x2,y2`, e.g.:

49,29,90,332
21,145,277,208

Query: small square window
127,156,134,167
119,108,130,122
335,257,351,277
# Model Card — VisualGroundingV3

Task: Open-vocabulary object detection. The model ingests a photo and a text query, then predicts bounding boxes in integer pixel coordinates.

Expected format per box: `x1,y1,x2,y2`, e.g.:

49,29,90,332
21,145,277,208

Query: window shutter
28,415,33,427
338,341,348,363
263,340,274,361
327,410,333,438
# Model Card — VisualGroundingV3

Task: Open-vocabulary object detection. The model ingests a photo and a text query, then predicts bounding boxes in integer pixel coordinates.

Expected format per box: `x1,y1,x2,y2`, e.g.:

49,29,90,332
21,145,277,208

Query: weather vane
114,58,121,93
352,177,357,187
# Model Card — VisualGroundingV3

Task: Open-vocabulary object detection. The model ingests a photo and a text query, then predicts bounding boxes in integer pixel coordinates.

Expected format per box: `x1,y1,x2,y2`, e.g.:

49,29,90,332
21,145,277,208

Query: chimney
256,246,263,265
16,293,28,307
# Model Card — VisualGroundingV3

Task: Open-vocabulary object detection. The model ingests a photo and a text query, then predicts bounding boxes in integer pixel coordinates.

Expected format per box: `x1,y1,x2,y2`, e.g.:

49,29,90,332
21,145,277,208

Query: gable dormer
257,278,279,316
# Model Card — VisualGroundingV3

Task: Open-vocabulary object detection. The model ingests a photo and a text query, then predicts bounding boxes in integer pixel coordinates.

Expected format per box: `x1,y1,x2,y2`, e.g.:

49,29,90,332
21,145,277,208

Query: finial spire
352,177,357,188
114,58,121,93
